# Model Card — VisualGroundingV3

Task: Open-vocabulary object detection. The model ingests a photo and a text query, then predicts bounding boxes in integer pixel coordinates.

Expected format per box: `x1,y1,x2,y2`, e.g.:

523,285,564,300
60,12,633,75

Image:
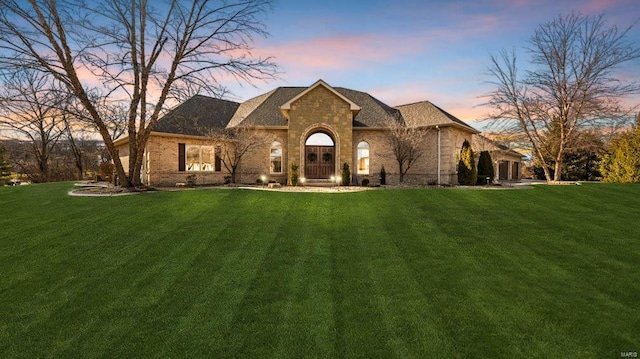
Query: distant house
473,134,524,182
114,79,482,186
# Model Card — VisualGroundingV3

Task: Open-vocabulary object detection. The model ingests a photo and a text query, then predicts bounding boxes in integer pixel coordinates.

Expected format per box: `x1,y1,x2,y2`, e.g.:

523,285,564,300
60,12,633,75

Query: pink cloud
581,0,632,14
252,34,421,75
368,81,489,122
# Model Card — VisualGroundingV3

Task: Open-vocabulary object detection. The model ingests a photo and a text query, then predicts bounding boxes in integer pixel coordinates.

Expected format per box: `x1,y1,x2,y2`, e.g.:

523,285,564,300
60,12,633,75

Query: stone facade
115,80,482,187
286,85,354,184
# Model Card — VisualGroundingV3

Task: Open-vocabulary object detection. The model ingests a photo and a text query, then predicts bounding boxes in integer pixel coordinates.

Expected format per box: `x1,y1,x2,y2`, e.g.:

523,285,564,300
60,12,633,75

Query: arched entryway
305,132,335,179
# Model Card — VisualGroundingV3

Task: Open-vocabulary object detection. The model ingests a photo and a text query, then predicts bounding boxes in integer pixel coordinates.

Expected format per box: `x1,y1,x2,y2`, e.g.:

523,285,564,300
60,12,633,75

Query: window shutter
178,143,185,171
215,146,222,172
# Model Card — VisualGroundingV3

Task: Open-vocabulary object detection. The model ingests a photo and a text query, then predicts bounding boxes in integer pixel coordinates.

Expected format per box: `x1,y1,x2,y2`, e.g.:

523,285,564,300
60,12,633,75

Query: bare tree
0,70,67,182
208,126,266,184
62,116,98,179
485,13,640,182
383,120,428,183
94,100,129,142
0,0,277,187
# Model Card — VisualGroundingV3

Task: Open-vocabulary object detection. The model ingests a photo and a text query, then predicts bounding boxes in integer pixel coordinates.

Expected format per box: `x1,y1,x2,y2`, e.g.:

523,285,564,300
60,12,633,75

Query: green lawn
1,183,639,358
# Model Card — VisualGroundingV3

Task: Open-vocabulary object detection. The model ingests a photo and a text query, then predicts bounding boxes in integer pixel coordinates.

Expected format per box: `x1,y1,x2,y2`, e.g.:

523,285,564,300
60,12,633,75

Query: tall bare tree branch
484,12,640,182
383,120,429,183
0,0,278,186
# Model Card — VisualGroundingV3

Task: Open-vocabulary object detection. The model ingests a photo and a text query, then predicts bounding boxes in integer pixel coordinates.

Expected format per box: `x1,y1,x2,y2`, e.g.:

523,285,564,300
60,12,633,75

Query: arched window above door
305,132,334,146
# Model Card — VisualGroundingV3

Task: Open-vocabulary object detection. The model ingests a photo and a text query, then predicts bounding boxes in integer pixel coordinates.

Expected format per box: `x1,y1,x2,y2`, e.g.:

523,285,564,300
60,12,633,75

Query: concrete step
303,179,339,187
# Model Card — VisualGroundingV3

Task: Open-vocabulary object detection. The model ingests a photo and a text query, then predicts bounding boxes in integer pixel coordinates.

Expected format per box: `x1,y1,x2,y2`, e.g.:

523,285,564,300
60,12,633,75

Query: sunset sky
223,0,640,127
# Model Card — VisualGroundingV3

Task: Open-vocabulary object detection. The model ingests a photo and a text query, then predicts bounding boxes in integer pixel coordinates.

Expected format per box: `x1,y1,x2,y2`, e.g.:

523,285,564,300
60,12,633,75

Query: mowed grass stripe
0,182,639,358
219,193,333,358
369,187,639,357
110,190,285,357
353,193,455,357
381,190,513,358
327,195,398,359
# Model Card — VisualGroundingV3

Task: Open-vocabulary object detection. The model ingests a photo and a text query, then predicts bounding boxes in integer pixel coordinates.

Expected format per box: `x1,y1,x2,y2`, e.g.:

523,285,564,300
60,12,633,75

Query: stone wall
352,126,471,185
230,129,288,184
286,86,354,183
115,83,476,187
138,130,289,187
122,125,473,187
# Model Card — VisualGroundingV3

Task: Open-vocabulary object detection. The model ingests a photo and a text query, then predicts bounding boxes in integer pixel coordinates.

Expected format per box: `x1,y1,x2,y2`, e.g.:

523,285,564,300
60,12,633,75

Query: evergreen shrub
476,151,494,185
457,140,477,185
341,162,350,186
290,163,299,186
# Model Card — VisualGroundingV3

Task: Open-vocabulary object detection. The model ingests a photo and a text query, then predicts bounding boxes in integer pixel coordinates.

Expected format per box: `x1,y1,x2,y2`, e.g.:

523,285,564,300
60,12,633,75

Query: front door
305,146,334,179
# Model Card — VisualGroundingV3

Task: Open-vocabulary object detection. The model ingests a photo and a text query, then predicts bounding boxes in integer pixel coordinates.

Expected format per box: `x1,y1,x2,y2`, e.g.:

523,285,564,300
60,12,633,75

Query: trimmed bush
476,150,495,185
186,174,197,187
341,162,350,186
361,178,370,187
289,162,299,186
379,166,386,185
457,140,477,185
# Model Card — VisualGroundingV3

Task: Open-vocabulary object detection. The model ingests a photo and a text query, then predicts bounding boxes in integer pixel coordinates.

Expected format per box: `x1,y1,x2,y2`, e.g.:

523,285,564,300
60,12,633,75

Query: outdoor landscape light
261,175,266,186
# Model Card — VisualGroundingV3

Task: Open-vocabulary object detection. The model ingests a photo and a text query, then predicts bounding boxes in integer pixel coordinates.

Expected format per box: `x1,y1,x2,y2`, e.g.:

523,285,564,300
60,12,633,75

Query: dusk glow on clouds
255,34,420,72
222,0,640,127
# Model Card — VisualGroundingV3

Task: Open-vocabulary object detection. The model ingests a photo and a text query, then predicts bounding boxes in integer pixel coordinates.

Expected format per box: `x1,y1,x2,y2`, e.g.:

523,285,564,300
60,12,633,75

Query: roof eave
414,122,480,134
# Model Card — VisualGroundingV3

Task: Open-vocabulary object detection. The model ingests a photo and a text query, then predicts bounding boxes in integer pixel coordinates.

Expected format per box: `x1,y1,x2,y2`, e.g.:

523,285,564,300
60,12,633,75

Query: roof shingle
154,95,240,135
394,101,478,133
151,82,479,135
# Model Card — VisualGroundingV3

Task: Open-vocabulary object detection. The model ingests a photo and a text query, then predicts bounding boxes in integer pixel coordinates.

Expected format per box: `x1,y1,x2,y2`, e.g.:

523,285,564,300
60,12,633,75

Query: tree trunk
553,158,563,182
231,168,237,184
39,157,48,182
37,141,49,182
67,132,84,179
533,147,553,182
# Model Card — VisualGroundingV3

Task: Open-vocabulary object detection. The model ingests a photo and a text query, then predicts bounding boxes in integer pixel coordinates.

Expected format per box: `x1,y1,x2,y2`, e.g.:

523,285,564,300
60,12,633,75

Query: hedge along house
114,80,480,186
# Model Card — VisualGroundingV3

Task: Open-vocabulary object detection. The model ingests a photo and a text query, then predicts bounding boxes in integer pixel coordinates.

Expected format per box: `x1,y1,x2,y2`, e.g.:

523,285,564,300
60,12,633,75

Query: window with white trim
270,141,282,174
357,141,370,174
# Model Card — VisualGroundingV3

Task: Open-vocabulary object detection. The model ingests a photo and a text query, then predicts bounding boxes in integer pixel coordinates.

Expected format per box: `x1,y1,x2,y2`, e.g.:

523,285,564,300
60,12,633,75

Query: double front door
305,146,334,179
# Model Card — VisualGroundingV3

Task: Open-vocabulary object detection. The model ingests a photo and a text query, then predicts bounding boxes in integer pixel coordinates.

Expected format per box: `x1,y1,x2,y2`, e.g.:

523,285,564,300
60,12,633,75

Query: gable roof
280,79,361,115
154,95,240,136
228,84,402,128
150,81,478,135
228,87,304,128
395,101,479,133
334,87,402,127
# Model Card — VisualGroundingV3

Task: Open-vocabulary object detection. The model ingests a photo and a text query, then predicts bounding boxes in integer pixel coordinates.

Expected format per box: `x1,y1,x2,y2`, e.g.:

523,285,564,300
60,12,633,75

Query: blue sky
223,0,640,126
